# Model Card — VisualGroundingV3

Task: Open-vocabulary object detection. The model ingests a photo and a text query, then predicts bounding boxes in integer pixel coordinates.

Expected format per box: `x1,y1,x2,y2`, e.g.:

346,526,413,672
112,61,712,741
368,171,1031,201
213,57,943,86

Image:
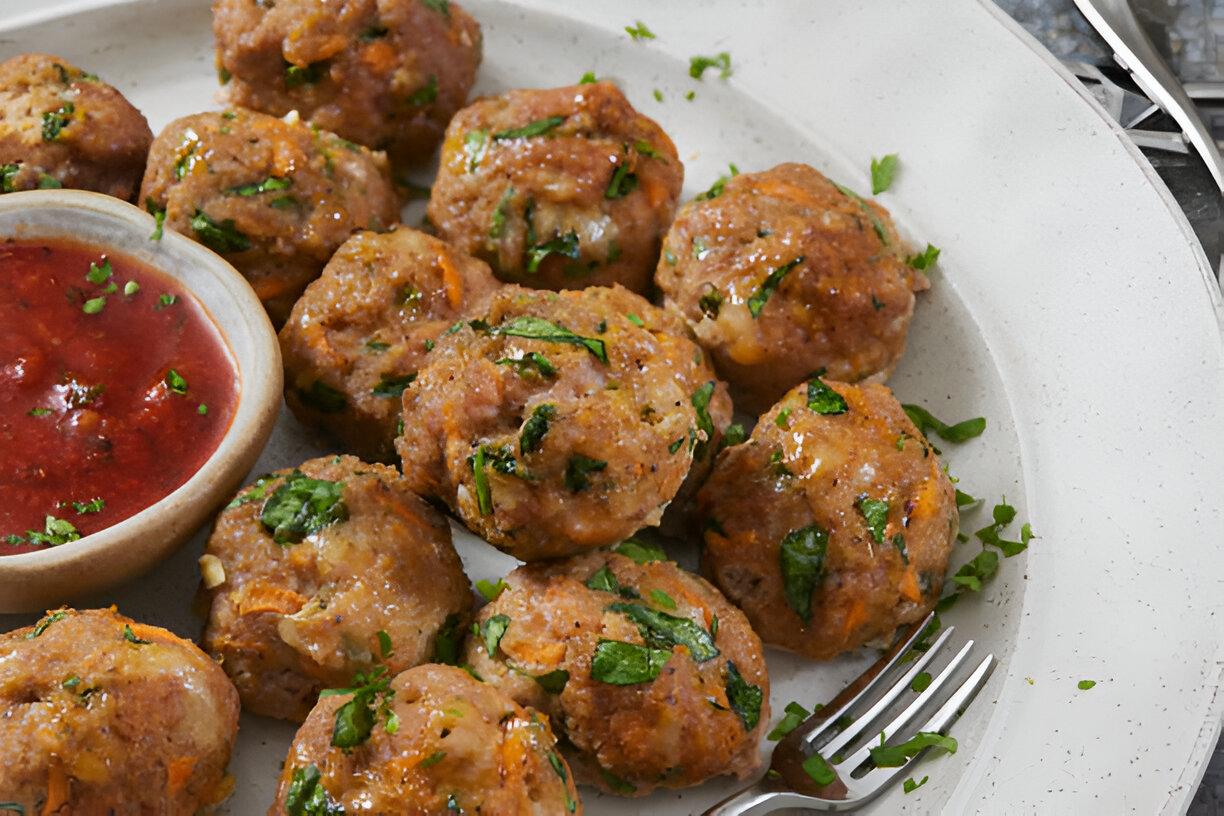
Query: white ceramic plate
3,1,1224,813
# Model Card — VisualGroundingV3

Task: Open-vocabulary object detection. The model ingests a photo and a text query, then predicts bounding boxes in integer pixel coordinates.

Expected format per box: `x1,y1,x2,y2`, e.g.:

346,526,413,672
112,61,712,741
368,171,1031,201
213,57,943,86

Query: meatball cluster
699,377,957,659
0,608,239,814
271,663,581,814
214,0,482,168
280,226,502,461
140,107,400,326
396,284,730,560
656,162,928,413
199,454,472,721
0,53,152,200
463,548,769,795
429,82,683,293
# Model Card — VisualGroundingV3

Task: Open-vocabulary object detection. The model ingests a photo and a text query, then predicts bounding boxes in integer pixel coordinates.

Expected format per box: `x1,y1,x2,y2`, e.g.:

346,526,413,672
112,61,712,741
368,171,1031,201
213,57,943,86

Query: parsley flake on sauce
86,258,113,285
165,369,188,395
779,521,829,624
81,296,106,315
871,153,899,194
260,471,348,545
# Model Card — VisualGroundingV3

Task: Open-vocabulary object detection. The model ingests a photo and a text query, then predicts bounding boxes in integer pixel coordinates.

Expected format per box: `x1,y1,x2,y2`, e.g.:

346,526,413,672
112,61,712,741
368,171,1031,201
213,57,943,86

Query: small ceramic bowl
0,190,281,612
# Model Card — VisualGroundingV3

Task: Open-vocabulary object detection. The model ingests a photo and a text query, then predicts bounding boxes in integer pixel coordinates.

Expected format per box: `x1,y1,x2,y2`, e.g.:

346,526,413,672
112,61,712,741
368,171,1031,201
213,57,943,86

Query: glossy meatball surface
140,108,399,326
396,284,726,560
462,548,769,795
0,608,239,814
656,162,928,414
0,54,152,200
280,227,502,462
270,663,581,815
199,454,472,722
428,82,683,293
699,377,957,659
214,0,481,169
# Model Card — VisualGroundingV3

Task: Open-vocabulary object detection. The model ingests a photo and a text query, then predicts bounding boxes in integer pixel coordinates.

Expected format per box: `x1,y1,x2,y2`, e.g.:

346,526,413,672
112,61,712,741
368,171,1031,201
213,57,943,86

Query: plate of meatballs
3,1,1224,814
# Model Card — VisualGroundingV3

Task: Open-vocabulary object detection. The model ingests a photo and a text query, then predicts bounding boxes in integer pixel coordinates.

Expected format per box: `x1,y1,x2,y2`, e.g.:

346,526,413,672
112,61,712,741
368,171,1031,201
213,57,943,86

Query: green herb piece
124,280,139,296
689,52,732,79
433,613,463,665
494,116,565,141
858,497,889,544
579,71,597,84
225,474,277,509
696,163,739,200
949,548,999,593
1078,679,1096,690
902,404,985,444
590,639,672,685
533,669,569,694
907,243,941,271
699,287,724,318
295,380,346,414
774,408,793,429
165,369,188,395
520,403,557,454
27,516,80,547
0,163,20,192
625,20,656,39
285,764,344,815
285,60,327,89
82,296,106,314
68,497,105,514
464,128,489,172
225,176,292,197
649,588,676,609
667,437,685,454
547,752,577,813
27,407,52,417
585,566,620,594
25,610,68,639
892,533,909,564
690,380,716,460
495,352,557,378
767,700,812,740
904,776,929,793
359,24,389,41
613,538,666,563
86,258,112,285
419,750,446,769
422,0,449,15
564,454,607,491
191,210,251,253
720,423,747,450
780,522,829,624
408,74,438,106
479,614,510,656
471,446,493,515
633,139,664,160
911,671,933,693
478,315,607,363
370,372,416,398
325,661,397,751
607,601,719,662
376,630,393,660
599,767,637,794
41,101,75,141
122,624,150,644
871,153,899,194
807,376,848,415
869,731,957,767
802,752,836,786
955,489,978,507
605,162,638,199
260,471,348,545
747,256,804,317
832,181,889,245
725,660,762,731
653,88,663,102
526,230,580,273
475,578,507,601
156,293,178,310
61,674,81,690
36,172,61,189
489,185,515,238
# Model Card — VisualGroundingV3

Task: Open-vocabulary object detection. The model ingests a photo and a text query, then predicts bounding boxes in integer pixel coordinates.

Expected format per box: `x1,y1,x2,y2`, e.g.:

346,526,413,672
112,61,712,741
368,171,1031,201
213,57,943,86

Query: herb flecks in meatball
429,82,684,293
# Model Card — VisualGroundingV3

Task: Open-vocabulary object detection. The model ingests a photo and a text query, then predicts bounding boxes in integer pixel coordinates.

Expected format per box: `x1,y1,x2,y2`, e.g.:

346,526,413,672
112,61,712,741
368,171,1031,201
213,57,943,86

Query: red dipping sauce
1,240,238,554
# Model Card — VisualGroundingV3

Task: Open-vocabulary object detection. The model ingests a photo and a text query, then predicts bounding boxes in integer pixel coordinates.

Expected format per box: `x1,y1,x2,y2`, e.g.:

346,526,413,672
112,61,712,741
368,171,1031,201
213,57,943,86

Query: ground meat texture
395,284,719,560
655,162,929,415
214,0,481,170
279,227,503,462
428,82,683,294
198,454,472,722
139,108,399,327
0,608,239,814
462,549,768,796
0,54,152,201
270,663,580,815
698,377,957,659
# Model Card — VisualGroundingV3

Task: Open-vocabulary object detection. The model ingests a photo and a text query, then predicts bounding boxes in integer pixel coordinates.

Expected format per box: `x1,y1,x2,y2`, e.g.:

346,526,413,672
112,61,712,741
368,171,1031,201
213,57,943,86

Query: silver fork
704,613,995,814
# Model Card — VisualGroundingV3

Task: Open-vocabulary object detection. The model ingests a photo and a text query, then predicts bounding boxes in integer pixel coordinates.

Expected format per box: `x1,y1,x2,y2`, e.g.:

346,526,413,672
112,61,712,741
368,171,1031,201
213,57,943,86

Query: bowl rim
0,189,281,598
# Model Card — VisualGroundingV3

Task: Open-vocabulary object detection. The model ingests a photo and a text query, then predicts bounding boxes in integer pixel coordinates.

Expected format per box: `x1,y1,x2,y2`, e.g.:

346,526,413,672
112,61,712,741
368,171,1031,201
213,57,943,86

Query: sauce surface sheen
0,240,238,554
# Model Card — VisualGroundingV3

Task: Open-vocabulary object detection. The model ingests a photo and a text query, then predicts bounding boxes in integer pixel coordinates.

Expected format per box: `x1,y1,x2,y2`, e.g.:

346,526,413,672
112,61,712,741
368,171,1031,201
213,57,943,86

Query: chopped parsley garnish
475,577,507,601
605,162,638,199
285,764,343,816
526,230,580,273
779,522,829,624
475,315,607,362
902,404,985,444
191,210,251,254
534,669,570,694
122,624,151,644
905,776,930,793
907,243,941,271
297,380,347,414
634,139,664,160
225,176,292,197
124,280,139,296
625,20,656,39
725,660,762,731
579,71,597,84
489,185,515,238
720,423,747,449
767,700,812,740
774,408,792,428
479,613,510,656
156,293,178,309
607,601,719,662
696,163,739,200
464,129,489,172
260,471,348,545
25,610,68,639
27,407,52,417
912,671,933,692
585,566,620,593
422,0,449,15
699,287,724,318
857,497,889,544
689,52,732,79
82,296,106,315
871,153,899,194
37,173,61,189
21,516,82,547
1078,679,1096,690
365,340,390,352
949,548,999,593
832,182,889,245
590,639,672,685
613,537,666,563
165,369,188,395
41,101,75,141
407,74,438,106
649,589,676,609
285,60,328,89
65,497,104,514
564,454,607,491
599,767,637,794
747,256,804,317
370,371,416,398
495,352,556,378
805,375,848,415
432,613,463,665
145,197,167,240
323,652,400,751
520,403,557,454
868,731,957,768
973,499,1033,557
1,162,20,192
86,258,112,285
494,116,565,141
802,752,837,786
691,381,716,460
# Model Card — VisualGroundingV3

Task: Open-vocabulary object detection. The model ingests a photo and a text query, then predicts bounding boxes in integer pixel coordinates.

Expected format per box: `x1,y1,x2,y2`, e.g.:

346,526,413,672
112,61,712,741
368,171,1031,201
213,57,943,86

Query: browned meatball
699,377,956,659
279,227,503,462
198,454,472,722
140,108,400,326
462,548,769,795
395,284,728,560
428,82,683,293
0,608,239,814
0,54,152,200
270,663,581,815
656,162,929,414
214,0,482,169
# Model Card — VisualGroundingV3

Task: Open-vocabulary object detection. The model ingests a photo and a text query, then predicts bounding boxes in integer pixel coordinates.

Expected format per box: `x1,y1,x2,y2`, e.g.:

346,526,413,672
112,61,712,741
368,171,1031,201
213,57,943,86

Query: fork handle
703,779,840,815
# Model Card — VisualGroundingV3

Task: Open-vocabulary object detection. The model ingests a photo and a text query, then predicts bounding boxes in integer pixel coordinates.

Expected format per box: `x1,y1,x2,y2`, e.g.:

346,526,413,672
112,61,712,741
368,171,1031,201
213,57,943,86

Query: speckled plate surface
1,1,1223,813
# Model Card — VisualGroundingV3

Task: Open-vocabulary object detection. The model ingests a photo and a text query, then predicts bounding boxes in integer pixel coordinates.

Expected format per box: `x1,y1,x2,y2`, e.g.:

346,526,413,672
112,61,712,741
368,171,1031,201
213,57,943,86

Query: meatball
214,0,482,169
428,82,683,293
655,162,929,414
0,608,239,814
270,663,581,815
396,284,728,560
140,108,400,326
199,454,472,721
462,548,769,795
280,226,503,462
698,376,957,659
0,54,152,200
